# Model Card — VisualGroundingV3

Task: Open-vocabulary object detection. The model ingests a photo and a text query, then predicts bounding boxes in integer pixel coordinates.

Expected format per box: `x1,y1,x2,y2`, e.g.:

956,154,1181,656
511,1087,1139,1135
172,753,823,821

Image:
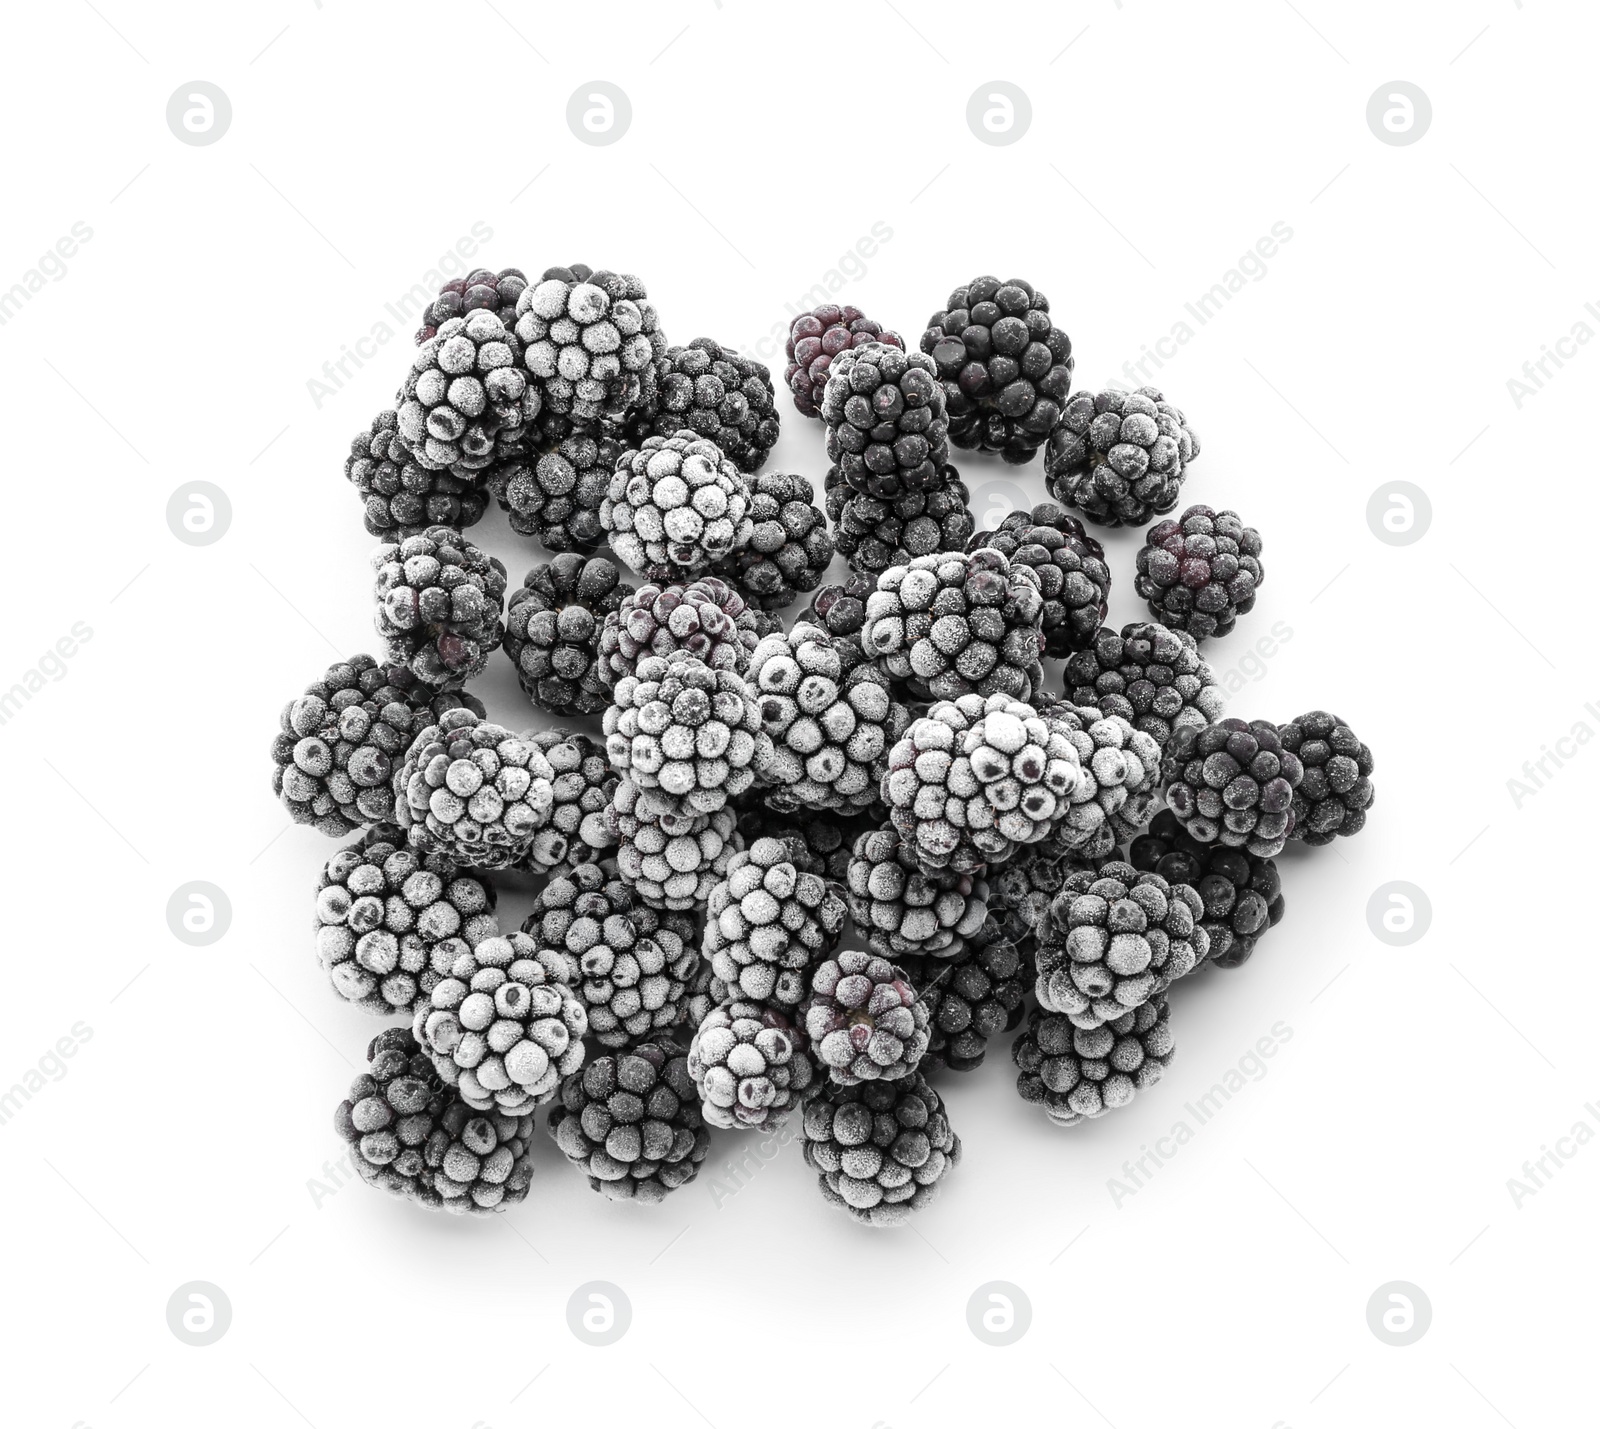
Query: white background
2,2,1594,1425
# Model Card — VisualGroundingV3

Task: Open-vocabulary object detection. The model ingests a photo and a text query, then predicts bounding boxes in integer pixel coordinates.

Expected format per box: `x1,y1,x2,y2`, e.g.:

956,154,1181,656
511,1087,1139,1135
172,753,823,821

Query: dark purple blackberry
804,571,877,676
639,338,779,473
1277,711,1375,846
920,276,1074,464
735,806,877,883
969,502,1109,657
825,463,976,580
485,429,621,552
396,311,537,477
414,267,529,344
1064,622,1225,749
712,470,833,609
902,916,1031,1072
785,305,904,418
821,343,950,497
1129,809,1283,968
345,409,489,537
1045,387,1200,528
1161,718,1304,858
1013,996,1174,1128
1135,505,1263,641
502,554,631,717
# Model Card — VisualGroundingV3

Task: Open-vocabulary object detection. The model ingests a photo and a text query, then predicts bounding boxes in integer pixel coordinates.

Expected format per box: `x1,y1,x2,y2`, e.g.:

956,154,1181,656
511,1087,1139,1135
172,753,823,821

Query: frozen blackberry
1034,861,1207,1028
597,576,763,690
519,730,618,870
1045,387,1200,527
969,503,1109,657
548,1043,709,1202
271,655,484,836
640,338,779,473
747,624,908,814
1013,996,1174,1128
987,844,1088,952
1277,711,1374,846
826,463,976,580
712,471,833,609
345,408,489,536
801,1073,959,1226
522,861,699,1048
602,432,755,580
1129,809,1283,968
1064,622,1225,748
785,304,904,418
372,525,507,690
1136,505,1263,641
921,276,1074,464
736,807,875,883
683,959,732,1031
688,1000,815,1129
903,917,1031,1072
804,572,876,676
703,837,848,1010
514,264,665,427
395,708,556,870
603,653,771,819
846,826,990,961
503,554,630,717
415,267,529,344
396,311,536,476
314,824,498,1014
859,549,1046,704
803,949,929,1084
1162,718,1304,858
485,429,620,551
821,342,950,497
1040,703,1164,855
413,929,586,1114
335,1028,450,1206
610,777,741,910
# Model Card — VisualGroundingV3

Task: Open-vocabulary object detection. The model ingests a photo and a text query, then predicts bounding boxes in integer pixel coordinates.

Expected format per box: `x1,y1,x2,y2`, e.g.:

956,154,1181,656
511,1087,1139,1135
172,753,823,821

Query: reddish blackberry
1277,711,1375,845
502,554,630,717
1013,997,1174,1128
785,304,904,418
826,463,976,580
346,409,489,536
640,338,779,473
1161,718,1304,858
821,343,950,496
969,503,1109,657
712,470,833,610
1135,505,1263,641
414,267,528,344
485,429,621,552
921,276,1074,464
1045,387,1199,527
1064,623,1225,749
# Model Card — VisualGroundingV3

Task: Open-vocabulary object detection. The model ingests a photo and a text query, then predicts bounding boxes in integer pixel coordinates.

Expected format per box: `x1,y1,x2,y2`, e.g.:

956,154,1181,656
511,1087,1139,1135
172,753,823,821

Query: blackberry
1161,718,1304,858
503,554,630,717
969,503,1109,657
1041,703,1164,855
921,276,1074,464
804,572,876,675
345,408,489,537
846,826,990,961
597,576,764,690
270,655,483,836
314,824,497,1014
821,343,950,496
826,464,976,580
1045,387,1199,527
640,338,779,473
335,1028,450,1207
548,1043,710,1202
703,836,848,1010
1136,505,1263,641
687,1000,815,1129
412,928,587,1114
987,844,1087,952
859,550,1046,704
683,959,731,1031
785,304,903,418
1034,861,1207,1028
602,432,754,581
1064,623,1225,748
1013,997,1174,1128
372,525,507,690
485,429,620,551
736,807,874,883
747,624,908,814
520,730,618,870
610,777,741,910
903,917,1031,1072
415,267,528,344
522,862,700,1048
800,1073,959,1226
395,708,556,870
803,949,930,1084
1277,711,1374,845
1128,809,1283,968
514,265,664,427
396,311,536,476
712,471,834,609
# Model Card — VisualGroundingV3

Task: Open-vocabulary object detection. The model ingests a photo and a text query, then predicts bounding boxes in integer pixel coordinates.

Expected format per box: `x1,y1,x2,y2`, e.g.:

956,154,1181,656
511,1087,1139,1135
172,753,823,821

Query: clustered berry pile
275,263,1375,1230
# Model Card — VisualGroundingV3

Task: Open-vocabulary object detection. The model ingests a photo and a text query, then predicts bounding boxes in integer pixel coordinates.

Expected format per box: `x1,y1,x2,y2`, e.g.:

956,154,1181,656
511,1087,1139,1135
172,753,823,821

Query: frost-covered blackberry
988,846,1100,952
826,463,976,580
503,554,629,717
597,576,763,689
804,949,929,1084
902,917,1031,1072
548,1043,709,1202
1040,703,1164,854
486,429,621,551
736,807,874,884
805,573,877,676
335,1028,451,1207
514,264,664,427
1034,861,1207,1029
845,826,990,961
519,730,617,871
415,267,528,344
1064,622,1225,748
1278,710,1375,846
610,777,741,910
821,342,950,497
712,470,833,609
602,432,755,580
346,408,489,536
969,503,1109,657
688,1000,814,1129
703,837,847,1010
1045,387,1200,527
1161,717,1304,858
639,338,779,473
396,310,537,475
801,1074,959,1227
395,708,555,870
314,824,497,1014
412,929,586,1115
371,525,507,690
785,304,903,418
1013,996,1174,1128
